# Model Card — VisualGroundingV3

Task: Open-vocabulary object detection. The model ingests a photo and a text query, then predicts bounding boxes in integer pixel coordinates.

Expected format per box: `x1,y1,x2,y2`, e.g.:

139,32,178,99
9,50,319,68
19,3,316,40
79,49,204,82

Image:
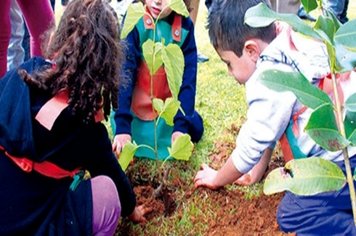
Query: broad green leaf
245,3,322,40
168,134,193,161
142,40,163,75
305,104,350,151
344,110,356,145
152,98,164,113
335,44,356,71
264,158,345,195
162,44,184,99
168,0,189,17
334,20,356,52
118,141,139,171
301,0,318,13
153,97,180,126
313,15,335,45
120,2,145,39
345,93,356,112
259,70,332,109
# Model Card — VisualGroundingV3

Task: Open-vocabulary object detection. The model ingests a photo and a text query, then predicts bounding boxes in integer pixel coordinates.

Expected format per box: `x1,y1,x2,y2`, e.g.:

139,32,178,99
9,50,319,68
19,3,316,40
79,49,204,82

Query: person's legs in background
0,0,12,77
7,0,25,71
17,0,54,57
323,0,349,23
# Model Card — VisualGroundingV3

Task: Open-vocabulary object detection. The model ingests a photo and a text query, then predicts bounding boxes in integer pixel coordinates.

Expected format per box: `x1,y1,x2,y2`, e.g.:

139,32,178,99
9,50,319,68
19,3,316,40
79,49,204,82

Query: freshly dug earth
117,125,290,235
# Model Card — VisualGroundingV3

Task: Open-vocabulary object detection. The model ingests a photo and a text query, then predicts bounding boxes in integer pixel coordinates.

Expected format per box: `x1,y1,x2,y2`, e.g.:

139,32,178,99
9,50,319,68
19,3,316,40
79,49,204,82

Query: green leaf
259,70,332,109
152,98,164,113
142,40,163,76
334,20,356,52
153,97,180,126
301,0,318,13
118,141,139,171
325,42,339,72
168,134,194,161
264,158,345,195
335,44,356,72
313,15,335,45
168,0,189,17
305,103,350,151
245,3,322,40
162,44,184,99
344,110,356,146
345,93,356,112
324,10,341,31
120,2,145,39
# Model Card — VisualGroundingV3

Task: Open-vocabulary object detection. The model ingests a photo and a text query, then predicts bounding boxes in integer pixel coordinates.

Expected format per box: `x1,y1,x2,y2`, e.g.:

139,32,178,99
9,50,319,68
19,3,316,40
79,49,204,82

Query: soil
117,124,291,235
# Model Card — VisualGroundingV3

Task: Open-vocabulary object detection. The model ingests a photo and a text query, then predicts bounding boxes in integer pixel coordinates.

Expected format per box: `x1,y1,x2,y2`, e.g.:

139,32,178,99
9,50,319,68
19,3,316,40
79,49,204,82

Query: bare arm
194,156,243,189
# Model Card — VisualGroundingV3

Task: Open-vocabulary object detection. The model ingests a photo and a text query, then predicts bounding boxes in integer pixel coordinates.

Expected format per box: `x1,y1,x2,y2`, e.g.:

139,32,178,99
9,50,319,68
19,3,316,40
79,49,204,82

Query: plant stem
139,144,156,152
331,72,356,225
153,166,171,198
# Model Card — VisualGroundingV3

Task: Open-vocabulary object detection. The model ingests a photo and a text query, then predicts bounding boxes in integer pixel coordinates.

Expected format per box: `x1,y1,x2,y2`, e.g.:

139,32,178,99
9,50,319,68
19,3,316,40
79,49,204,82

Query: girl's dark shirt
0,57,136,235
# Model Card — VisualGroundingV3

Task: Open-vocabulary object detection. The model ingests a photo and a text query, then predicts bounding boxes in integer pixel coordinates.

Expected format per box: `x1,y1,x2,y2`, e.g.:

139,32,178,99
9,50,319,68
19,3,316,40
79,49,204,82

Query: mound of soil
117,124,289,235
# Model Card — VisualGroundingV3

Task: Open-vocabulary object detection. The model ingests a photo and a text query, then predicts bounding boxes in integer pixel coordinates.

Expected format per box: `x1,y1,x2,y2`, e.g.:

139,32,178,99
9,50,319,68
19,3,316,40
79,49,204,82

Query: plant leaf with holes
305,103,349,151
264,158,345,195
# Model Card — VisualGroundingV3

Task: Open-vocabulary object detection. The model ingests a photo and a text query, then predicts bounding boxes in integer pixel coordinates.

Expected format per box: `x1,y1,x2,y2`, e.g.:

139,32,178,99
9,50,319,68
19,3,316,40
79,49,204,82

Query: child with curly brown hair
0,0,148,235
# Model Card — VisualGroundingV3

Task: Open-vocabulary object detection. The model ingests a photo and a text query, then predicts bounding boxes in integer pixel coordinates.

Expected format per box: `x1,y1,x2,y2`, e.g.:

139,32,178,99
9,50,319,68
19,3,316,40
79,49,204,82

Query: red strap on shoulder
172,14,182,42
35,90,69,131
35,90,104,130
1,146,79,179
143,9,155,29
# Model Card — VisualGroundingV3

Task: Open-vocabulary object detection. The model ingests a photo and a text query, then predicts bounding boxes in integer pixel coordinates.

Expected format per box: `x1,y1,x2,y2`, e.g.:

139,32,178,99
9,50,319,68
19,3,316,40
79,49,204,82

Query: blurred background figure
0,0,54,77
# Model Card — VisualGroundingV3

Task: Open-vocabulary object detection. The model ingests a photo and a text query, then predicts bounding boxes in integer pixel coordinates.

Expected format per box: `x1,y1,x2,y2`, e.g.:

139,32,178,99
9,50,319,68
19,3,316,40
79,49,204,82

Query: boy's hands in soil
194,164,219,190
112,134,131,157
129,205,152,223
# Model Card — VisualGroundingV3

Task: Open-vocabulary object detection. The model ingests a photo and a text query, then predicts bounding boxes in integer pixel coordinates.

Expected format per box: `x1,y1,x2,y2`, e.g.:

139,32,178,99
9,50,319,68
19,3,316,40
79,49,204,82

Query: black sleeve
81,124,136,217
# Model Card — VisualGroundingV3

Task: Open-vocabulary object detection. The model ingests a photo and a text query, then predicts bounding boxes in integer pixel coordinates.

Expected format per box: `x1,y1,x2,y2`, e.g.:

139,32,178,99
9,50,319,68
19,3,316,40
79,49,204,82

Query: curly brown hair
21,0,123,124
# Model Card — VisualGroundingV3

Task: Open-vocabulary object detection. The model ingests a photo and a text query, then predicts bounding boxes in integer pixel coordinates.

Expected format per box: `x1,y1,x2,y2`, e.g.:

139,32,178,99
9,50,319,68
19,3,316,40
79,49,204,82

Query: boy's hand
128,205,152,223
171,131,184,144
194,163,219,190
112,134,131,156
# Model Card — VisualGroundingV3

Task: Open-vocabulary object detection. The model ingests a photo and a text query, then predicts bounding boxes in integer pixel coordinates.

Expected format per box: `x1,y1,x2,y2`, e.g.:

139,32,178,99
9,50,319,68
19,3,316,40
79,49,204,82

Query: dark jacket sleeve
114,27,141,135
173,17,198,134
82,124,136,217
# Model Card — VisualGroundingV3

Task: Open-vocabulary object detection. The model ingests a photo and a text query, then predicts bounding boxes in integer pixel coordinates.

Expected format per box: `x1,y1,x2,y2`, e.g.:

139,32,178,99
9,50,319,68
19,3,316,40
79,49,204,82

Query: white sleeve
231,63,297,174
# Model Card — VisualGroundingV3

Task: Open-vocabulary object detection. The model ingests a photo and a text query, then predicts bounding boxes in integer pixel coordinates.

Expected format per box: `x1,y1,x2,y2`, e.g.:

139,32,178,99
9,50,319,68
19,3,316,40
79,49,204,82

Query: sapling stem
331,72,356,225
153,158,171,198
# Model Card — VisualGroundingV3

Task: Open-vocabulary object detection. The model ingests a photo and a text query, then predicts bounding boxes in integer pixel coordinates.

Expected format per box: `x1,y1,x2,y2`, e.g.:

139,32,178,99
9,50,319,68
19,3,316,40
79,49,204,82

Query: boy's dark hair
208,0,276,57
21,0,123,123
